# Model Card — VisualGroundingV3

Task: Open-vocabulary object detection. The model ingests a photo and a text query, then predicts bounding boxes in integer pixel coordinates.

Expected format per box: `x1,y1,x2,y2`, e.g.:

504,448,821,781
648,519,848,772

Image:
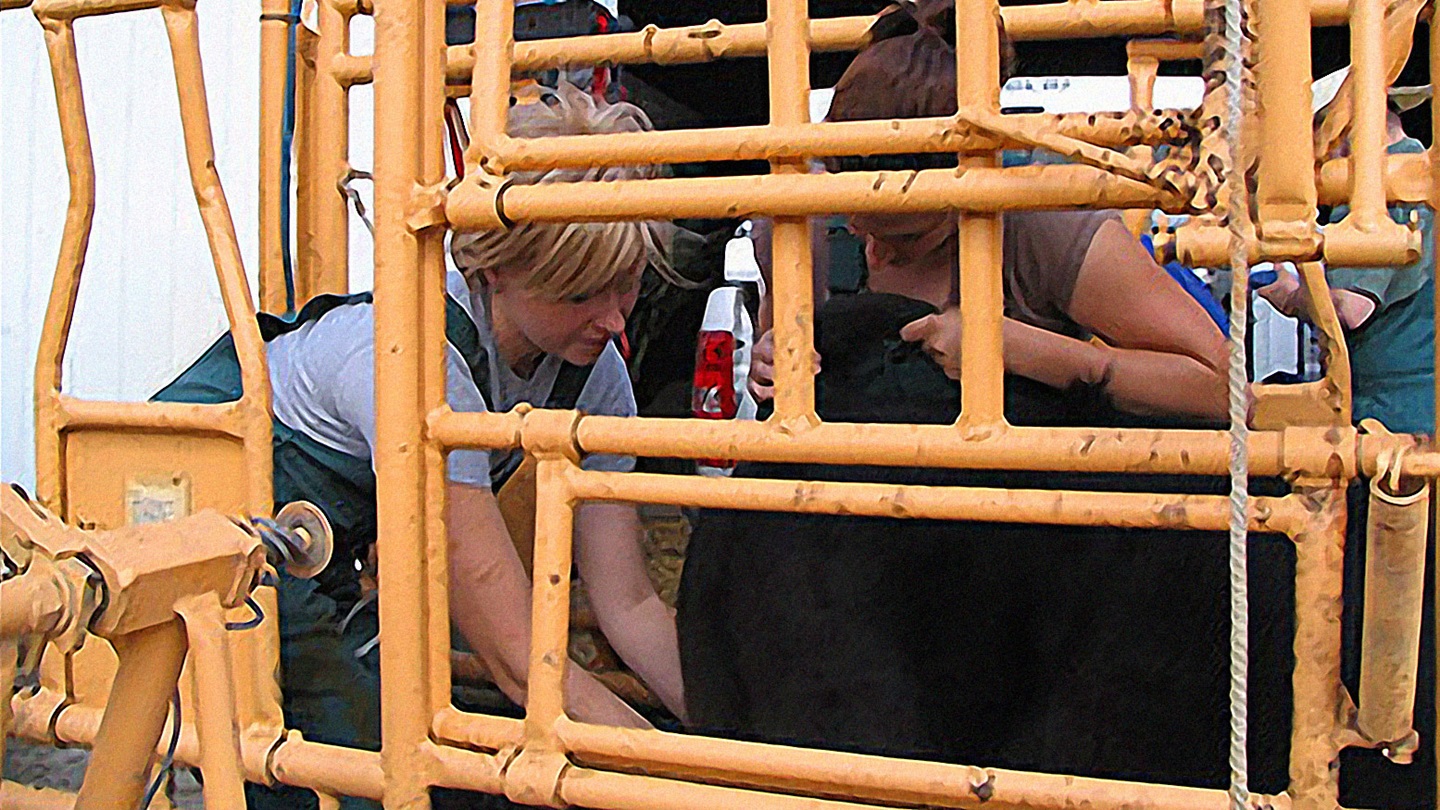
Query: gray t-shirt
265,270,636,488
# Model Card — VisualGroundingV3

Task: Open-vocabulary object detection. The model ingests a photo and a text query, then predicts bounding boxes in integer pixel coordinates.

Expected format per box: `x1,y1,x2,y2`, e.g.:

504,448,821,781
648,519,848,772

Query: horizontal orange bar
31,0,158,20
487,111,1184,171
327,1,1351,85
1126,39,1208,61
565,467,1306,536
555,718,1283,810
430,410,1436,481
53,394,246,438
447,164,1165,231
1,781,77,810
11,691,381,801
432,705,525,751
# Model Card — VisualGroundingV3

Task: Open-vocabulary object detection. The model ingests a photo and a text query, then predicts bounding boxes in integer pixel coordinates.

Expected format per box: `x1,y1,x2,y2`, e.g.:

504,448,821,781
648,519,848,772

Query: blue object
1140,234,1229,335
1248,268,1279,289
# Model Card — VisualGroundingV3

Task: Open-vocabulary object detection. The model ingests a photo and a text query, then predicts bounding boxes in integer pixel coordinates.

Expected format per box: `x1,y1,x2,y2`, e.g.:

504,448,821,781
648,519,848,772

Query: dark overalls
154,293,594,810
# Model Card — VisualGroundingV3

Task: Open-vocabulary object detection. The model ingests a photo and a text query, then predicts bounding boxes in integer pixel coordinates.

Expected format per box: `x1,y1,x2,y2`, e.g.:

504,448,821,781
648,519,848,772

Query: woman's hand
899,308,962,380
1256,266,1305,318
747,328,822,402
748,329,776,402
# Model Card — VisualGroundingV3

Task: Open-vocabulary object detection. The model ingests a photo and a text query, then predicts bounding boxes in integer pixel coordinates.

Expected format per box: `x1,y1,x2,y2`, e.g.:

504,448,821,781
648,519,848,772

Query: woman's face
488,261,644,366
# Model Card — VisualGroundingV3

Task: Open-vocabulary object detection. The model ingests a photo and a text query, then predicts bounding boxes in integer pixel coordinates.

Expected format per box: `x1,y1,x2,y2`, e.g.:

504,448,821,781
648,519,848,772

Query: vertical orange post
177,593,247,810
259,0,290,313
1253,0,1317,240
371,0,441,807
32,16,94,518
1288,481,1346,810
1431,5,1440,799
524,454,576,748
159,0,274,519
465,0,515,170
955,0,1005,427
765,0,818,428
73,619,188,810
293,20,321,303
418,0,453,724
311,0,353,299
1349,0,1388,226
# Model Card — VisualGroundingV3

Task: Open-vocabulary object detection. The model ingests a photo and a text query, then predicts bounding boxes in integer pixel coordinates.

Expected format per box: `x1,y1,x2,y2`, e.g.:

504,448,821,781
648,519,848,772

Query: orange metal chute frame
2,0,1440,808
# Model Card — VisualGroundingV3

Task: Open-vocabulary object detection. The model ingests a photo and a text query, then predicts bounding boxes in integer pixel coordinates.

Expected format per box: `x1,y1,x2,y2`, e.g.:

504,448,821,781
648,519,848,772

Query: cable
224,595,266,631
139,690,182,810
278,0,303,315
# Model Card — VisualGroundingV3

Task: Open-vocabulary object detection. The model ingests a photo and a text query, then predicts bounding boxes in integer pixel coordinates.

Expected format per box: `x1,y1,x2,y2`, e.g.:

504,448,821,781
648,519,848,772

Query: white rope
1219,0,1252,805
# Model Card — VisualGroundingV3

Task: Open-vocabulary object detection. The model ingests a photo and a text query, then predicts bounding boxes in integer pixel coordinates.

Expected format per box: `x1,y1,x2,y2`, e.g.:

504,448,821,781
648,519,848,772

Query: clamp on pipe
1355,426,1429,763
446,170,512,232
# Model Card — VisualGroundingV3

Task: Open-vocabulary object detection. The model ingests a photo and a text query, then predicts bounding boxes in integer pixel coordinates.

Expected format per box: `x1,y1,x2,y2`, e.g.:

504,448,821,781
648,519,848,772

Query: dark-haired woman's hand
899,307,962,380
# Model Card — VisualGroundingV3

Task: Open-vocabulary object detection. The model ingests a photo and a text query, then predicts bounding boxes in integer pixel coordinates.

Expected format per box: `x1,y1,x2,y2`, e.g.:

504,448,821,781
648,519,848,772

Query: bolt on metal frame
7,0,1440,809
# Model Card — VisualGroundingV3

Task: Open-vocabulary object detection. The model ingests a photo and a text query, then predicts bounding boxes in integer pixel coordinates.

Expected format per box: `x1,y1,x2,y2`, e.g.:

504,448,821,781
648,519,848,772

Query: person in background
682,0,1296,793
1255,67,1435,810
1258,70,1435,434
156,83,686,810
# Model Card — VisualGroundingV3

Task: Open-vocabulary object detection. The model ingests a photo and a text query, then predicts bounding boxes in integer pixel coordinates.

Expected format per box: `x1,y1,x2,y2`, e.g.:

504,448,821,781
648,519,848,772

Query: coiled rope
1217,0,1253,804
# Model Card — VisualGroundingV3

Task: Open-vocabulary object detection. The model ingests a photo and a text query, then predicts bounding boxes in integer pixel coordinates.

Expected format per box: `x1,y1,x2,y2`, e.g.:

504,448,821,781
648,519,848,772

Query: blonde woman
156,83,684,810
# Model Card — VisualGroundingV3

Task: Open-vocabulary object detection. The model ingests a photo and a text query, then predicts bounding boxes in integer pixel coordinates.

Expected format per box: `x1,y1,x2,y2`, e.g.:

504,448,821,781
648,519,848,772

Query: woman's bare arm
574,502,687,721
901,220,1229,419
901,309,1227,419
1062,220,1228,418
446,481,650,728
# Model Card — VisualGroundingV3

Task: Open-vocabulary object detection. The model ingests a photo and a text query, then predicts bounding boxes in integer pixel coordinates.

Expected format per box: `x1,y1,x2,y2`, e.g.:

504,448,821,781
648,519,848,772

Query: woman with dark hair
749,0,1230,420
679,0,1296,793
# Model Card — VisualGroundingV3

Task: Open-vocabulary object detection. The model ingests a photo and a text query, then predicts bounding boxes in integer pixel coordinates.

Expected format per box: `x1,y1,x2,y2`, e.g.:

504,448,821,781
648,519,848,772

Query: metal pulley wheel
273,501,334,580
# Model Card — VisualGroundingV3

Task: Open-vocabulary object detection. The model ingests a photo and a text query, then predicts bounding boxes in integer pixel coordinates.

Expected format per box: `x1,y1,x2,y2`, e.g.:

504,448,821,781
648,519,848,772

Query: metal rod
426,413,1437,479
177,593,248,810
955,0,1005,426
554,718,1283,810
54,396,245,436
1287,482,1346,809
565,466,1304,536
370,0,438,805
419,0,453,726
33,18,93,518
311,0,352,299
1348,0,1390,225
30,0,159,20
11,688,382,800
486,111,1186,172
74,618,188,810
159,0,275,517
764,0,817,426
430,0,1353,78
1253,0,1318,240
269,735,385,801
447,164,1165,231
523,456,577,747
259,0,290,313
431,705,524,750
464,0,514,170
293,23,320,302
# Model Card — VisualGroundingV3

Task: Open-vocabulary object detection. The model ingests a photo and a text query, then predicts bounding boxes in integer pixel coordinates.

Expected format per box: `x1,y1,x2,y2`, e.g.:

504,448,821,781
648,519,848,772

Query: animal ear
918,2,956,49
867,2,920,43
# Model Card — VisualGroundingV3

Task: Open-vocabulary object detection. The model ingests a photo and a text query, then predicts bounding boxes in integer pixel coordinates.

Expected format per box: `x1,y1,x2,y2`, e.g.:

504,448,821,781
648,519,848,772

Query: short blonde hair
450,83,682,298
